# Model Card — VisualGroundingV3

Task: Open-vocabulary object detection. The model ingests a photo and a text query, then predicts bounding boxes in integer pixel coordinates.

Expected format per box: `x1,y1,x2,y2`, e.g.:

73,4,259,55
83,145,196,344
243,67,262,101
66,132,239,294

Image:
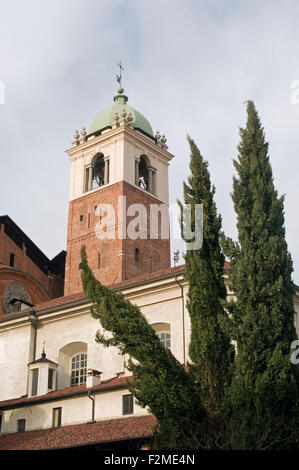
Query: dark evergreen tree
179,136,234,430
80,245,207,449
223,101,299,449
81,112,299,450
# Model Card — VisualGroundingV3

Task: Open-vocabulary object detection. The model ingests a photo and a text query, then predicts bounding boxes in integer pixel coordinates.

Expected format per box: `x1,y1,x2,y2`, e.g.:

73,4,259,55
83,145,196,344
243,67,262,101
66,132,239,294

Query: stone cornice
0,268,186,329
66,125,174,162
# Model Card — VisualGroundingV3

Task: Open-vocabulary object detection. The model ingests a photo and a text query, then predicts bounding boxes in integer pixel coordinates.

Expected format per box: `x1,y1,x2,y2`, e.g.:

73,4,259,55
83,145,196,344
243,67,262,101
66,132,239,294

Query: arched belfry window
84,153,109,192
92,154,105,189
138,155,150,190
135,155,156,194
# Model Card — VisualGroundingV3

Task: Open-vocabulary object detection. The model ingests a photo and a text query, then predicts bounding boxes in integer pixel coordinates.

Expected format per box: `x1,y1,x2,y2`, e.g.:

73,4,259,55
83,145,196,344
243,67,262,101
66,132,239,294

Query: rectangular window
31,369,39,396
52,407,62,428
17,419,25,433
122,394,134,415
48,368,54,389
9,253,15,267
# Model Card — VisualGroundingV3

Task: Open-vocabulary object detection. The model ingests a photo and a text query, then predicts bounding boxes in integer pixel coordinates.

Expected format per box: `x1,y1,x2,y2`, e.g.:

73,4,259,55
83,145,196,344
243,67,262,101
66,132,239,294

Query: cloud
1,0,299,282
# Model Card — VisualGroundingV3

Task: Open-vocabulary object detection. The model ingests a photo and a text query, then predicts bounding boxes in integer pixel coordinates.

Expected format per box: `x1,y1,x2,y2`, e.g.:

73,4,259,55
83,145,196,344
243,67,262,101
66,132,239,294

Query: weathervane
116,60,124,87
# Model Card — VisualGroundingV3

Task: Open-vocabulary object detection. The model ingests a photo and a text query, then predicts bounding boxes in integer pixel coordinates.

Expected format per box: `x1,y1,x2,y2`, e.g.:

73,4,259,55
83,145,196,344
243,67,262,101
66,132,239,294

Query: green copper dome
89,88,154,137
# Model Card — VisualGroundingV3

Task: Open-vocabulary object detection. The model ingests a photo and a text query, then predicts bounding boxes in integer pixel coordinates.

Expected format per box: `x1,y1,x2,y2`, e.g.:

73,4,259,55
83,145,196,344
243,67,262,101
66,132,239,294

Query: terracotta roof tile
30,291,86,313
10,265,186,315
2,262,231,318
0,414,156,450
113,264,186,288
0,376,133,409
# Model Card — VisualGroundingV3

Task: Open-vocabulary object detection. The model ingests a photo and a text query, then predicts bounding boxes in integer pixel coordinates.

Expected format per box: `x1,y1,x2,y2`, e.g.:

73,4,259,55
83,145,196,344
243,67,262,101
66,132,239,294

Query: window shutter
48,368,54,389
52,407,62,427
122,394,133,415
17,419,25,433
31,369,38,396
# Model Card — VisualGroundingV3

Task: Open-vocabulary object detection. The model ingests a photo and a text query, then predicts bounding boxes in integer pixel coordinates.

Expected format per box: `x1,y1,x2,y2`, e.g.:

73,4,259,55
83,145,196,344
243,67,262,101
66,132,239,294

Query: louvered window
122,394,134,415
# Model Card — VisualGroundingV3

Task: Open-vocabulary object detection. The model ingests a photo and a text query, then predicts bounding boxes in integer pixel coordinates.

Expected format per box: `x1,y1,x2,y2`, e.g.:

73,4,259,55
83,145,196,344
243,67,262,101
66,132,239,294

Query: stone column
148,166,154,193
84,166,89,192
104,158,110,185
151,169,157,195
135,159,140,185
85,165,93,191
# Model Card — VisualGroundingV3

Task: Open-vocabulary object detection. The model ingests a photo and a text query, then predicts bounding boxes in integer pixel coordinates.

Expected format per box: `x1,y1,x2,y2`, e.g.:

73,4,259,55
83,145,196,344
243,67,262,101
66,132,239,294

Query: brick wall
64,181,170,295
0,221,64,315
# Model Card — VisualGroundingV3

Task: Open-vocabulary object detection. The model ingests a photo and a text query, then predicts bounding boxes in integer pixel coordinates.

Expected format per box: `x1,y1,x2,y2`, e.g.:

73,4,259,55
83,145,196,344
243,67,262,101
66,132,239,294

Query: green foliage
179,136,234,431
81,103,299,449
80,245,206,449
223,101,299,449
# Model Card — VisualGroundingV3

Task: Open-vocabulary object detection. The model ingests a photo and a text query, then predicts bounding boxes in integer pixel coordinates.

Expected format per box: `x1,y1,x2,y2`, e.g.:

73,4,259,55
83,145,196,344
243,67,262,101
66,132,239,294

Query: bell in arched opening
92,153,105,189
138,155,150,191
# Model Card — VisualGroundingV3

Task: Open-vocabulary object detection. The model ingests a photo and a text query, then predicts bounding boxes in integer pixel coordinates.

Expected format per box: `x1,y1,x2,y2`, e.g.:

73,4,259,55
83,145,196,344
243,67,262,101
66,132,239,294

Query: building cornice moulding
66,126,174,162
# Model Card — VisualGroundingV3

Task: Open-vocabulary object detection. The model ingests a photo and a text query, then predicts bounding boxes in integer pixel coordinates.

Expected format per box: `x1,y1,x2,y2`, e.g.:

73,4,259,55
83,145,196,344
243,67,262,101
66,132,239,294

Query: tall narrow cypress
224,101,299,449
80,245,207,449
179,136,234,432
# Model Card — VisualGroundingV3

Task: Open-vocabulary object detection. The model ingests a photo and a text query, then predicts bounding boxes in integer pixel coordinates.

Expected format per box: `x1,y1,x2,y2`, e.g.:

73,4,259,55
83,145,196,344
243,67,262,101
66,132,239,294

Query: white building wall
0,322,32,401
0,277,188,403
35,311,125,385
0,276,297,436
1,389,147,434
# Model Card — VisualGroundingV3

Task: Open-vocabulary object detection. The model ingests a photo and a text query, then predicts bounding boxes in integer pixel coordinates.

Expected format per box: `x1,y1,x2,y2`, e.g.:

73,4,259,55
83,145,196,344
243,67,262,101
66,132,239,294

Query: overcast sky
1,0,299,282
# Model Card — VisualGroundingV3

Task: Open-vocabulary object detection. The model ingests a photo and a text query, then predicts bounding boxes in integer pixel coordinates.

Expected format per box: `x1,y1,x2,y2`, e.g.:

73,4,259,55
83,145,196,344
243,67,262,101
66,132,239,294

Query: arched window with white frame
157,331,171,349
151,322,171,350
71,352,87,386
84,153,109,192
136,154,156,193
58,342,88,389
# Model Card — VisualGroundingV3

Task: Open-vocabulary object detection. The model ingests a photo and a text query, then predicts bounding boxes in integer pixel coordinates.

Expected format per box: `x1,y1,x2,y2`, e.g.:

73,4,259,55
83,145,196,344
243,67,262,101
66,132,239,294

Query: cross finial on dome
116,60,124,88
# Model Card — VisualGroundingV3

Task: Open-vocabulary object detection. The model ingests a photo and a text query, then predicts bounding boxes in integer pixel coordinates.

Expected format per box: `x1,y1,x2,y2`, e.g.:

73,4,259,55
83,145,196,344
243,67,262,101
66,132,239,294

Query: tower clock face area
3,283,32,313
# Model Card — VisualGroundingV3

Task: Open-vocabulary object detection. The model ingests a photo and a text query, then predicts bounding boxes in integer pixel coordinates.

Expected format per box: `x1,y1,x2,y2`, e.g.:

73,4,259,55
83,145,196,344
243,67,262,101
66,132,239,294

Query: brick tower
64,87,173,295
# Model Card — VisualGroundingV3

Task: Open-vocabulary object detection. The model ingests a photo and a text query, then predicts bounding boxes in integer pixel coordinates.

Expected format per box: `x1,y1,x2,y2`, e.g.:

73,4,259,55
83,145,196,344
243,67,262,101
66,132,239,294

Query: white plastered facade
0,272,189,434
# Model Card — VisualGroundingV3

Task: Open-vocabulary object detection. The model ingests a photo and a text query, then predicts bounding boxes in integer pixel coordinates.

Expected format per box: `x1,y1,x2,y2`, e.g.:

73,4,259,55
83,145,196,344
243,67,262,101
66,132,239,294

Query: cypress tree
80,245,207,449
179,136,234,437
223,101,299,449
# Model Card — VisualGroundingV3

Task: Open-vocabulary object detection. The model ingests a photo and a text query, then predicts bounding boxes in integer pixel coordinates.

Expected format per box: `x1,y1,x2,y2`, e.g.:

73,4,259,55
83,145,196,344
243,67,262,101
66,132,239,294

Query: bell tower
64,87,173,295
